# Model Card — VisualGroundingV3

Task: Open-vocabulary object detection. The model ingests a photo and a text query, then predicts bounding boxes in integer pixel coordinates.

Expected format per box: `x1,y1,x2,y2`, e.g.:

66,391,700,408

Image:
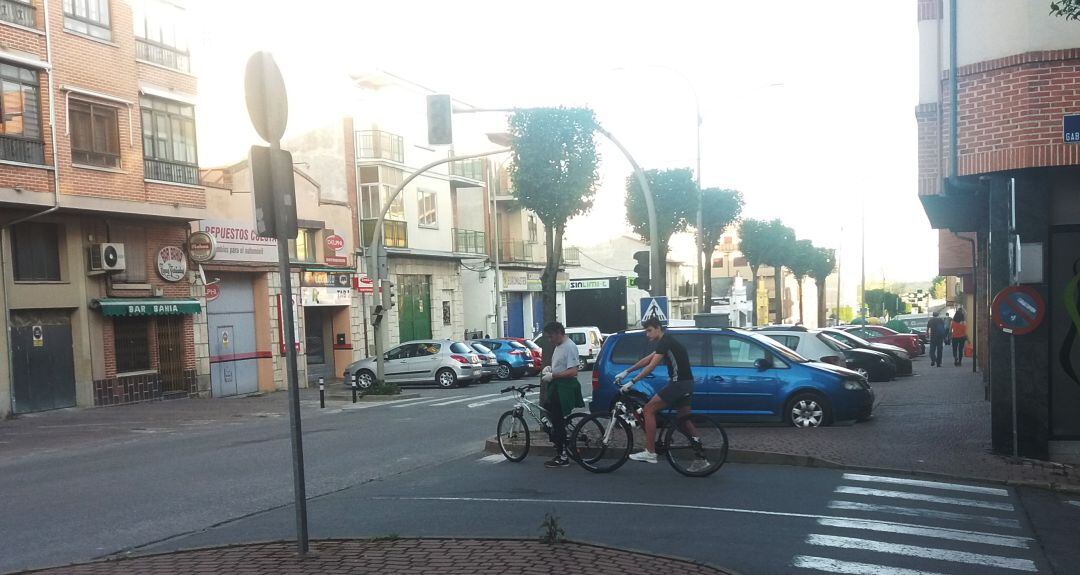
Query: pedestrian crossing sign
639,296,669,327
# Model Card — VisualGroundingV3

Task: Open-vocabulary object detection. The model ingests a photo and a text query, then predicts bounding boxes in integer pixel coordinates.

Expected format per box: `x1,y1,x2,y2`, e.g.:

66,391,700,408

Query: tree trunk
749,266,759,326
796,277,805,324
540,223,561,325
702,246,713,312
773,266,784,324
816,278,827,328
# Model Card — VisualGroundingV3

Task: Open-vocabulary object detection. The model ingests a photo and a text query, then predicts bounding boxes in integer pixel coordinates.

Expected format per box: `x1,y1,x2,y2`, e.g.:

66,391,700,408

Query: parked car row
343,337,538,390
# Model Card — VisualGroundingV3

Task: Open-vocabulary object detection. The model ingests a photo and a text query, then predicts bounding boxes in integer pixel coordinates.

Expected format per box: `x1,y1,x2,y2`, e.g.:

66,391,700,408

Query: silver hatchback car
343,339,482,389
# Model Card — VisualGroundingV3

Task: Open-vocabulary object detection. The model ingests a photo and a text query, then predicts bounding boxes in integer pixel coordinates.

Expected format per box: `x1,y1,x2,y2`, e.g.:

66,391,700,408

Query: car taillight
450,354,470,364
592,368,599,392
509,350,525,356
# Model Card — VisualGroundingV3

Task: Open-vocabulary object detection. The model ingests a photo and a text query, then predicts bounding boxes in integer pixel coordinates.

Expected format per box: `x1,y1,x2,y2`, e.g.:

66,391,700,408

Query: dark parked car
473,339,535,380
818,332,898,382
822,329,913,376
468,342,499,383
591,328,874,427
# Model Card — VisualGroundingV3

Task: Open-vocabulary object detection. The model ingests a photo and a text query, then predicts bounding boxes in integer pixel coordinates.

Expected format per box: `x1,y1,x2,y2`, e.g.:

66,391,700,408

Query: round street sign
991,285,1046,335
187,231,217,263
205,283,220,302
244,51,288,143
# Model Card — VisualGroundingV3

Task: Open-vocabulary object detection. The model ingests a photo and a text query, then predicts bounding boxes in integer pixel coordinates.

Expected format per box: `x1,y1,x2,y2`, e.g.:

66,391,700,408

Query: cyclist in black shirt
614,316,695,464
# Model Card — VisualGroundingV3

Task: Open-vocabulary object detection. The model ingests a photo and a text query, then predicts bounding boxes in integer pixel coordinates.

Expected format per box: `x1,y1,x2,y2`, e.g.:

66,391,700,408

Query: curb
323,392,420,402
482,434,1080,495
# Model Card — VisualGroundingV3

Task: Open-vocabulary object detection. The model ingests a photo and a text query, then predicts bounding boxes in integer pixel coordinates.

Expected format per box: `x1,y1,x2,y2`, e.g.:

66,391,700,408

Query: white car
565,326,604,371
757,327,897,383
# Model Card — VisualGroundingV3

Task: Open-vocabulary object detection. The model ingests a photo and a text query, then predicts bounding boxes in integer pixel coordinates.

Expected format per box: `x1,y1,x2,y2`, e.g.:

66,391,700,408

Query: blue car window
675,333,709,366
710,335,767,368
610,334,652,364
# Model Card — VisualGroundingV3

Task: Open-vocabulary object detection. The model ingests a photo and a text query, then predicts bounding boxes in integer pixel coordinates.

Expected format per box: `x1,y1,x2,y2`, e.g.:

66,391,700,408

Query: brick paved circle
21,539,734,575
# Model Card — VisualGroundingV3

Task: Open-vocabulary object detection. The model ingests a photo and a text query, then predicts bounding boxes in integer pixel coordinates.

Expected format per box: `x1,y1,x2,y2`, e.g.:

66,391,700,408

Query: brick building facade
917,0,1080,462
0,0,205,417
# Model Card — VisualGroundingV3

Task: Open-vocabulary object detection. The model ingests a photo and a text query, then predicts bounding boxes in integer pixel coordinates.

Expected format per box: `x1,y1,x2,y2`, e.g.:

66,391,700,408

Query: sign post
244,51,308,555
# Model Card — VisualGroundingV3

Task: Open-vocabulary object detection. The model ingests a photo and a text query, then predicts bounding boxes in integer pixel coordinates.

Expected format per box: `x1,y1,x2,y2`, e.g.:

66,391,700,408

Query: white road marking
805,534,1036,572
841,473,1009,497
827,500,1021,529
834,486,1015,511
468,392,539,408
815,517,1030,548
1067,500,1080,509
390,396,464,408
477,454,505,464
792,555,948,575
429,393,502,406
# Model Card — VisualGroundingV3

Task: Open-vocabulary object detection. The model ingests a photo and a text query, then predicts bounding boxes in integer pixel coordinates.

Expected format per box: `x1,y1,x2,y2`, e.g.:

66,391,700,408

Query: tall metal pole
492,183,503,337
860,198,866,319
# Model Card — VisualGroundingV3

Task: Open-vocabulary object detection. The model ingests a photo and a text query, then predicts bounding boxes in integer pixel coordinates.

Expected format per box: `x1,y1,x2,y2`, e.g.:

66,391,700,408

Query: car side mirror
754,357,773,371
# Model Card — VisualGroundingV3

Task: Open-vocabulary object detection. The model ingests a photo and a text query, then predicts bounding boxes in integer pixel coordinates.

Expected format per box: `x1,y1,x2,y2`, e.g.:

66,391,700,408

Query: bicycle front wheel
664,414,728,477
565,412,601,463
496,411,530,462
570,413,632,473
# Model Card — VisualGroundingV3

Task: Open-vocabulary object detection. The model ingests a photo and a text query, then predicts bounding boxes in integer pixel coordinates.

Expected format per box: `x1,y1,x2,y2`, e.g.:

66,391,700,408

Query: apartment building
708,231,809,325
0,0,205,417
916,0,1080,461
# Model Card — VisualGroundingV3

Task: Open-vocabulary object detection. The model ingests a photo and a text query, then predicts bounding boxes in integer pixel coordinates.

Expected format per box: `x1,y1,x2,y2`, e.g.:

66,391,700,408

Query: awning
95,298,202,317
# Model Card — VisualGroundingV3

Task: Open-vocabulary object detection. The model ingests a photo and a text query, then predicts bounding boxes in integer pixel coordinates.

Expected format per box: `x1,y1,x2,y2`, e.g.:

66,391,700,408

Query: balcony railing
453,228,486,254
500,240,538,264
135,38,191,73
561,246,580,266
145,158,199,186
449,158,484,182
356,130,404,163
0,135,44,165
0,0,35,28
361,219,408,248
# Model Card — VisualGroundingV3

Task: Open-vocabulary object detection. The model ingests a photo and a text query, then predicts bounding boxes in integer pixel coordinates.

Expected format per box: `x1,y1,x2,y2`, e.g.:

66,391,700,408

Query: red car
505,337,543,373
841,325,923,357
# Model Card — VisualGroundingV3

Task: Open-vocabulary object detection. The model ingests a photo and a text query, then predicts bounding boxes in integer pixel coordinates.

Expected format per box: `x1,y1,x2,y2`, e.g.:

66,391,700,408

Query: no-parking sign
991,286,1045,335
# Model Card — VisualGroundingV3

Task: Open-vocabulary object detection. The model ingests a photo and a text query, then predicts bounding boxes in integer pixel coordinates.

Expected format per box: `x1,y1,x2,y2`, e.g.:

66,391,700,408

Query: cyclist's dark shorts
657,379,693,408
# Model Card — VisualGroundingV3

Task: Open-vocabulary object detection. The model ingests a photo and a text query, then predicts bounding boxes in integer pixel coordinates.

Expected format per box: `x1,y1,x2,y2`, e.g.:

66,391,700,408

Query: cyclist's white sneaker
629,450,657,464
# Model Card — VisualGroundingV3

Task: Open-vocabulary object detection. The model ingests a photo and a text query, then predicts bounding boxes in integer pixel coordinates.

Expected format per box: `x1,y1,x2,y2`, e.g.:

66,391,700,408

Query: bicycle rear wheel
569,413,632,473
565,412,601,463
664,414,728,477
496,411,530,462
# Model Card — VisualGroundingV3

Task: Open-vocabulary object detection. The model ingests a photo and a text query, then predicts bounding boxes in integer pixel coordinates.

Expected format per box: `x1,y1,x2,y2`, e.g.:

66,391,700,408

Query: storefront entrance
398,274,432,343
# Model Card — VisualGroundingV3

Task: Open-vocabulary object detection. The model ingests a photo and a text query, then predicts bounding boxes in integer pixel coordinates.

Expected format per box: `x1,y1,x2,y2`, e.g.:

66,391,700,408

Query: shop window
114,317,151,373
11,221,60,281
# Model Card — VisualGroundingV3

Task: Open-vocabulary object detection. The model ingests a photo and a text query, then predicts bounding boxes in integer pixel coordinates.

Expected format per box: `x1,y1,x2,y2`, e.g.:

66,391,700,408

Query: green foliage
625,168,700,247
806,247,837,283
700,188,744,254
366,380,401,396
865,288,904,317
739,219,796,272
838,305,855,323
787,239,817,282
931,276,946,299
1050,0,1080,20
539,511,566,545
509,108,599,227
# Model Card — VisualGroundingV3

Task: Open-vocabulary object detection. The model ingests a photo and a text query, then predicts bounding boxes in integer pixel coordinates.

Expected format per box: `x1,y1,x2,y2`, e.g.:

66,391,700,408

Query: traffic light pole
367,149,509,384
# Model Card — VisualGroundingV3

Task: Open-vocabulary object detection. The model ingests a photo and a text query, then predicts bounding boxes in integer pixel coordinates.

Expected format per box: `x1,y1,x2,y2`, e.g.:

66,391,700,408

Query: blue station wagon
590,328,874,427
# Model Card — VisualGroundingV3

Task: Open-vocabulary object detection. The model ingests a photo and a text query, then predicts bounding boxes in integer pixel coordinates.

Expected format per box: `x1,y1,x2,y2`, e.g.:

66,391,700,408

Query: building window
112,226,146,283
0,0,36,31
356,130,403,163
11,221,60,281
0,63,44,164
358,165,404,220
418,190,437,228
63,0,110,41
527,215,538,244
70,100,120,168
734,256,747,267
114,317,150,373
289,228,317,262
140,96,198,185
132,0,190,72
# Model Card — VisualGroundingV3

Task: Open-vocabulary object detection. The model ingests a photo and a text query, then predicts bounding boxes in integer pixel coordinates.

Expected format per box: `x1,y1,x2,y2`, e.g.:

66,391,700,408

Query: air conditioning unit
89,243,126,272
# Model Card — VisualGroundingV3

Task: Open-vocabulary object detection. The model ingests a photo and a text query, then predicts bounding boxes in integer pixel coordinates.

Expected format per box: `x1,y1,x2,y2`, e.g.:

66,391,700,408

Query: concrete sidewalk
20,539,732,575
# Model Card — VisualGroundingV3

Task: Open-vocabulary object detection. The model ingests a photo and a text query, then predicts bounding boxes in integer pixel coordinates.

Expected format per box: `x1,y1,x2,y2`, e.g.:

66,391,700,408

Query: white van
565,326,603,371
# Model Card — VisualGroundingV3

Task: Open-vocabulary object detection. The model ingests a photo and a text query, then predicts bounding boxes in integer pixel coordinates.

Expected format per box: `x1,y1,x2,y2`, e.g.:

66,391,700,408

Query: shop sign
502,271,529,291
325,234,345,251
324,255,348,267
157,246,188,282
353,274,375,294
301,286,352,307
205,283,221,302
569,278,610,290
301,270,352,288
97,298,202,317
186,231,218,263
199,219,278,263
1065,114,1080,143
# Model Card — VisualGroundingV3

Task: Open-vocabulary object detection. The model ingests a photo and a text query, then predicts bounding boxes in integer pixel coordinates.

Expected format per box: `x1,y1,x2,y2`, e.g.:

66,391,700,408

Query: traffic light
385,281,397,309
426,94,453,146
633,250,650,293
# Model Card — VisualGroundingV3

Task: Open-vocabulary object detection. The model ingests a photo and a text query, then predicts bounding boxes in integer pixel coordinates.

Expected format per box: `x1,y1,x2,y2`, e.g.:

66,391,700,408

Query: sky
190,0,935,304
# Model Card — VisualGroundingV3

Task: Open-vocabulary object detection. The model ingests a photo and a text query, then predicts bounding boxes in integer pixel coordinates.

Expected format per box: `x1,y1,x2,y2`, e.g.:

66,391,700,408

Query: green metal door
397,275,432,343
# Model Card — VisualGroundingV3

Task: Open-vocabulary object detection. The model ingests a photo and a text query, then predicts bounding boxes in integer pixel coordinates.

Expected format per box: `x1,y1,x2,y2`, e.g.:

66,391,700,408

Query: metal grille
156,316,186,395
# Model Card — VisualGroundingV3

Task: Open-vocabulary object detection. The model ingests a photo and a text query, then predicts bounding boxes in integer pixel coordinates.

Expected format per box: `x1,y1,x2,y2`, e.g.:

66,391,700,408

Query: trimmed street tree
786,239,817,324
739,218,796,325
625,168,700,295
508,107,599,325
699,188,744,311
806,246,836,328
1050,0,1080,20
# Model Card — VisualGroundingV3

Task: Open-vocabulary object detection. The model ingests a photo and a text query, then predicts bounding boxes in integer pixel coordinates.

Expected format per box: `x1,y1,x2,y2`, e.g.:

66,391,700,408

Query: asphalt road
1,373,1077,575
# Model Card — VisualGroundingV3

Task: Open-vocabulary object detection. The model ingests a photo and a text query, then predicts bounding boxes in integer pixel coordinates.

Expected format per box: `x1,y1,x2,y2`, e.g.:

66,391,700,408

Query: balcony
135,38,191,73
0,0,34,28
145,158,199,186
449,158,485,188
561,246,580,266
499,240,539,264
452,228,486,255
0,135,44,165
361,219,408,249
356,130,404,164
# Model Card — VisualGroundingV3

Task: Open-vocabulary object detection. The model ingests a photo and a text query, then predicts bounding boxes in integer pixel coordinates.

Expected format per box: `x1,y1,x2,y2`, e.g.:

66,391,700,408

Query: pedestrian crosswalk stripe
841,473,1009,497
805,534,1036,572
390,395,464,408
815,517,1031,548
792,555,949,575
468,392,538,408
429,393,502,406
835,486,1015,511
827,500,1021,529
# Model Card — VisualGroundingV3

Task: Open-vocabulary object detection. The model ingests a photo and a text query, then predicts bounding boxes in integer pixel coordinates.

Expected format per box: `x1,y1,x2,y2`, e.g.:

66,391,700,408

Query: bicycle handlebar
500,383,540,394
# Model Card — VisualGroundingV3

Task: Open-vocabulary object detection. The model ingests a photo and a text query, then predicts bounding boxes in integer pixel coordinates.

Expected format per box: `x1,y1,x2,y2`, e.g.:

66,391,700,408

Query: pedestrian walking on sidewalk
951,308,968,366
927,311,946,367
540,321,585,469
